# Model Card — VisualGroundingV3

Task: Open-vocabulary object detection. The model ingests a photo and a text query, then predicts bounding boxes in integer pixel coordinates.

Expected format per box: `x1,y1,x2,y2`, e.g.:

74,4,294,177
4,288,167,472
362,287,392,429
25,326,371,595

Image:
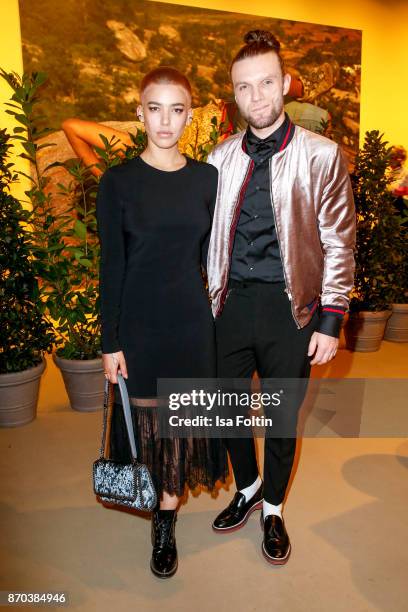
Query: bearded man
207,30,356,565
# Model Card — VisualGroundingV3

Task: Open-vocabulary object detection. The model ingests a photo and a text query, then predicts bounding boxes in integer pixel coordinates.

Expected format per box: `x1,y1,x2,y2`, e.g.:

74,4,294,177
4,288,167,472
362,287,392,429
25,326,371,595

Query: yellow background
1,0,408,200
1,0,26,201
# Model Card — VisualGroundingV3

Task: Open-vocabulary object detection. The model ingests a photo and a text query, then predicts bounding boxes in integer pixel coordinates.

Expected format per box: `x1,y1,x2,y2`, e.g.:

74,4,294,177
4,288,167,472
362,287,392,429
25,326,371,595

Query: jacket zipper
269,157,301,329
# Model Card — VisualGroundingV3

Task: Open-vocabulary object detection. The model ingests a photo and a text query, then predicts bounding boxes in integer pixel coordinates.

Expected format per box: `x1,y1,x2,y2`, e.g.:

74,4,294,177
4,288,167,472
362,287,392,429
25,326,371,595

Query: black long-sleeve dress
96,154,228,497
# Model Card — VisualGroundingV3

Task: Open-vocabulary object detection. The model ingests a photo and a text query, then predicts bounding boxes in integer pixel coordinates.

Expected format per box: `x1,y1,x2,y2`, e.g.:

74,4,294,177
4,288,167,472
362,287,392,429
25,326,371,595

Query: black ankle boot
150,509,178,578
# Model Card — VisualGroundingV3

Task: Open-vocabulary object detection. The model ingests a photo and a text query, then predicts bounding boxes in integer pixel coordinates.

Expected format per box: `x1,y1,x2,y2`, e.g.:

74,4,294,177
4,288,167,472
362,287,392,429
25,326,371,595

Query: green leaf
37,143,57,152
79,259,92,268
5,111,29,126
44,160,63,172
19,171,35,183
73,219,87,239
22,141,37,157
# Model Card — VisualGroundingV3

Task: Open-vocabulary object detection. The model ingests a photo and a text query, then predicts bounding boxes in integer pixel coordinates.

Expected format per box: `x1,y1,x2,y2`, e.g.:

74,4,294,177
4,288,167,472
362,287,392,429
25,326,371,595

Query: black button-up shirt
230,113,294,282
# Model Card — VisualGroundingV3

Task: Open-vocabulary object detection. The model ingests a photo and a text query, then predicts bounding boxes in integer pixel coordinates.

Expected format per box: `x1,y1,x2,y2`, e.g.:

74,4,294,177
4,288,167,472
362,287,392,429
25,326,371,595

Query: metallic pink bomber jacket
206,125,356,329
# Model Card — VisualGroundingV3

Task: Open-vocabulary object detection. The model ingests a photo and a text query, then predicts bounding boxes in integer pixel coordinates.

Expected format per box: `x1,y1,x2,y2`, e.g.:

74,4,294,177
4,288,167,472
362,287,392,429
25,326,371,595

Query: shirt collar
244,112,291,159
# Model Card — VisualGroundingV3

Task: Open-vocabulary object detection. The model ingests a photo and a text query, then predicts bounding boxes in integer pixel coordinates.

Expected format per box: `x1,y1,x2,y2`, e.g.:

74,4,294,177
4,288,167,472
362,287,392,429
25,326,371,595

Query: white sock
239,475,262,502
263,500,283,519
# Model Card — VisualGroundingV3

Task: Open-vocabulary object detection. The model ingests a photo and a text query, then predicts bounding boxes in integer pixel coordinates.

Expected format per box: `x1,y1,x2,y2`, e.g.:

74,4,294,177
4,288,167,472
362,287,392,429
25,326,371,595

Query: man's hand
102,351,128,383
308,332,339,365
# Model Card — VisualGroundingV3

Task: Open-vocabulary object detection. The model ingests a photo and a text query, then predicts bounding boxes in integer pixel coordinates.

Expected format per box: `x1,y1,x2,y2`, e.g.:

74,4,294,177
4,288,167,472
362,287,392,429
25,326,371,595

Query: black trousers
215,281,319,505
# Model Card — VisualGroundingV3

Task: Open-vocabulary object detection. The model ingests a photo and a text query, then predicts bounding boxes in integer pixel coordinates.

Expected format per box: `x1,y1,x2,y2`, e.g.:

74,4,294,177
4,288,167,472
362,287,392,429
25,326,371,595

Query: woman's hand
102,351,128,384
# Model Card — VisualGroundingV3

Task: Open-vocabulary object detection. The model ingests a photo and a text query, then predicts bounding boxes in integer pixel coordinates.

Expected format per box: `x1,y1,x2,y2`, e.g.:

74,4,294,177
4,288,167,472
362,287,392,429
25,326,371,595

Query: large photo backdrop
19,0,361,160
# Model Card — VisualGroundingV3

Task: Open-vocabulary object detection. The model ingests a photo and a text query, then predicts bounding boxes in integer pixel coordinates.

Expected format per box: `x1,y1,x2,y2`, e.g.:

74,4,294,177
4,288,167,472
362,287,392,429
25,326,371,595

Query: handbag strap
99,373,138,462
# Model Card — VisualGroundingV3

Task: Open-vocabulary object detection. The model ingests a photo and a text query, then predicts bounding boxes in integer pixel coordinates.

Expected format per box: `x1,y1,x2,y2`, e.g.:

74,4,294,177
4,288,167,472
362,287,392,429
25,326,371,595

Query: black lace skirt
108,401,229,499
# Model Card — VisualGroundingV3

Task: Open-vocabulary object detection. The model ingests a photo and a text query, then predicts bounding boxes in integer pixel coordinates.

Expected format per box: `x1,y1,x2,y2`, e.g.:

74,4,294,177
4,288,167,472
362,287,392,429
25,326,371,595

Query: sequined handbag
93,373,157,512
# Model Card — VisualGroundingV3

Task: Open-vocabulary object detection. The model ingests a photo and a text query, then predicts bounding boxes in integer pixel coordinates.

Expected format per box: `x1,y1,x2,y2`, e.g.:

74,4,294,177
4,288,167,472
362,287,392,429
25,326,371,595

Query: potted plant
0,69,146,410
383,198,408,341
345,130,402,351
0,128,54,426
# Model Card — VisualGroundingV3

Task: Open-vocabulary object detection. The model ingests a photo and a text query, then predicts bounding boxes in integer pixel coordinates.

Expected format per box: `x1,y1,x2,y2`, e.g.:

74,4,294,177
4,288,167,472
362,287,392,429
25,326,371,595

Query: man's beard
240,101,284,130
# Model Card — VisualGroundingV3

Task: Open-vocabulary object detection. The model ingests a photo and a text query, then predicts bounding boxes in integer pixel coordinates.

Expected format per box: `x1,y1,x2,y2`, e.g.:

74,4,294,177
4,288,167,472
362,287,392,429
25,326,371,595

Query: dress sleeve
201,164,219,273
96,170,126,353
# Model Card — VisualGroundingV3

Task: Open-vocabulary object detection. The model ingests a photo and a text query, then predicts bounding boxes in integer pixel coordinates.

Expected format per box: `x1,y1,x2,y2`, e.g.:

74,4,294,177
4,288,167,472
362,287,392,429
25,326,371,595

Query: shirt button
255,185,260,191
249,267,254,271
248,241,254,246
253,214,259,219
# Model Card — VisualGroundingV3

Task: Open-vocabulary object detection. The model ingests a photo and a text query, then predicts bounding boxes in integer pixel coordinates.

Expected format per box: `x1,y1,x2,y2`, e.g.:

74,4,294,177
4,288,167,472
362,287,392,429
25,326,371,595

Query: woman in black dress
96,67,228,578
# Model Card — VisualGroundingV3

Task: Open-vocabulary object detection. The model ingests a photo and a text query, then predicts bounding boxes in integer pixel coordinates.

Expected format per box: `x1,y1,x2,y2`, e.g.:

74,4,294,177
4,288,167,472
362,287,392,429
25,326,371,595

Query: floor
0,336,407,612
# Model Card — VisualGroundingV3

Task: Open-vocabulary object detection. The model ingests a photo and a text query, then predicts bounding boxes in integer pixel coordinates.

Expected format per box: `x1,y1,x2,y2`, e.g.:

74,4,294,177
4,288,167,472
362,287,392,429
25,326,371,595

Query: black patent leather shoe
150,510,178,578
212,484,263,532
260,513,291,565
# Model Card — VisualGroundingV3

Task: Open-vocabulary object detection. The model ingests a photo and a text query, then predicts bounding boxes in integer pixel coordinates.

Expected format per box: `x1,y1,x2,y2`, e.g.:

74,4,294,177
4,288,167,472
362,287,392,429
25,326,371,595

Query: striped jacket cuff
317,305,347,338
